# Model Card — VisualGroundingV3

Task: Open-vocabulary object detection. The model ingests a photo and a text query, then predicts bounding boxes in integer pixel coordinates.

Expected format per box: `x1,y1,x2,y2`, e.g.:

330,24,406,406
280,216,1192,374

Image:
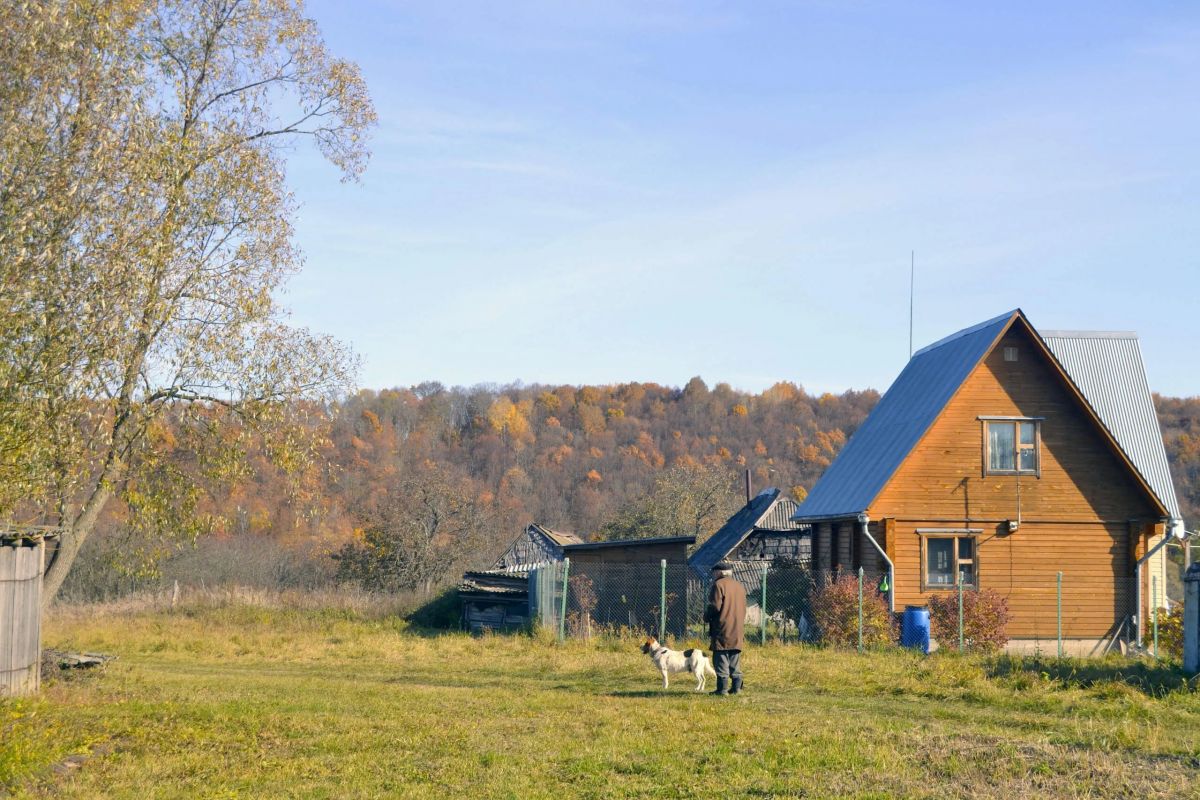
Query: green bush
1156,605,1183,660
928,588,1010,652
811,573,895,648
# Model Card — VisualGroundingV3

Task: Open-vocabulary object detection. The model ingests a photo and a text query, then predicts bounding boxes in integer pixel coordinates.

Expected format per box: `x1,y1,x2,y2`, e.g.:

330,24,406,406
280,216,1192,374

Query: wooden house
792,310,1182,654
688,487,810,583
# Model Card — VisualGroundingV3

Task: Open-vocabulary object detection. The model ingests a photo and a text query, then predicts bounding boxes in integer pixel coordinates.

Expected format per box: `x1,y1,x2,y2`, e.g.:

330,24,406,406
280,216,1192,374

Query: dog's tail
704,653,717,677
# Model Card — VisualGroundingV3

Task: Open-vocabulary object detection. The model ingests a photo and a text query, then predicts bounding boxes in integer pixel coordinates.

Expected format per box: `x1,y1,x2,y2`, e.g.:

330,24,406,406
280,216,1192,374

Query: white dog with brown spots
640,637,717,691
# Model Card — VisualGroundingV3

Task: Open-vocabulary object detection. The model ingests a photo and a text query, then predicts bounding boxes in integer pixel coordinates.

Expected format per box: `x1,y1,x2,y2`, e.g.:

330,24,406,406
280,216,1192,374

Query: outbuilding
1,529,54,697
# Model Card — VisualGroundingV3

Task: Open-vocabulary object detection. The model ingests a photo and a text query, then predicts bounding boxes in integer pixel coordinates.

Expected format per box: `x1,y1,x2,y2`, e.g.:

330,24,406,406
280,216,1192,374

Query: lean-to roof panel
1040,331,1180,519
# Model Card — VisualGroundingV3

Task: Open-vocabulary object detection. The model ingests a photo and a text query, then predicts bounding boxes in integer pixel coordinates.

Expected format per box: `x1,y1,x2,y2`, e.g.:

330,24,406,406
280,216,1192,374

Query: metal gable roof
1040,331,1180,519
689,488,807,575
792,310,1018,521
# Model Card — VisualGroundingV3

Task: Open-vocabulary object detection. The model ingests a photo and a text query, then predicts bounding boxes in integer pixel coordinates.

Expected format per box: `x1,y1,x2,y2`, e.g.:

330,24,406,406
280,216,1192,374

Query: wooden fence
0,535,46,697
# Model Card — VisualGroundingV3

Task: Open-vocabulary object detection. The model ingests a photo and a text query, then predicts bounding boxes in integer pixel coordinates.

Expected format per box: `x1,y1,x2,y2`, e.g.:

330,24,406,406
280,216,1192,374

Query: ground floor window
922,535,976,590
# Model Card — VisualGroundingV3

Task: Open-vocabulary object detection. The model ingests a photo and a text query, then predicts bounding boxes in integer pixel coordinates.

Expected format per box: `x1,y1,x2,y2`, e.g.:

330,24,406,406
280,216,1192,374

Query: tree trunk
41,482,113,611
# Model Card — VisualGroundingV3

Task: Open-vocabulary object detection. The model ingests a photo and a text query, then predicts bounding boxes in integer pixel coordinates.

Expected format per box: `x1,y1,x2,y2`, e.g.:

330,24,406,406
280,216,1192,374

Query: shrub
1156,605,1183,660
928,588,1010,652
767,559,816,639
567,574,598,638
811,573,895,648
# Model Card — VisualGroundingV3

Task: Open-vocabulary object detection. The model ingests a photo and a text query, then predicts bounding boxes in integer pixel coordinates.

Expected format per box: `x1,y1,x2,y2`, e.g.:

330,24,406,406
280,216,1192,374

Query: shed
491,523,583,572
458,570,532,633
560,536,695,636
460,522,584,633
560,535,694,566
1,529,53,697
688,487,811,581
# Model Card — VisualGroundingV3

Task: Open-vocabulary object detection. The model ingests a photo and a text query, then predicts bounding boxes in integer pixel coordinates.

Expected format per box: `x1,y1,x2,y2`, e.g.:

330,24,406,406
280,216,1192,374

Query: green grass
4,596,1200,799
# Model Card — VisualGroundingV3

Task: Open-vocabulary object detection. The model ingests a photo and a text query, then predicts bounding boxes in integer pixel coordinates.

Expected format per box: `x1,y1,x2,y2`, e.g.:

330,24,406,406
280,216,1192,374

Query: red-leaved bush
811,573,896,648
928,589,1010,652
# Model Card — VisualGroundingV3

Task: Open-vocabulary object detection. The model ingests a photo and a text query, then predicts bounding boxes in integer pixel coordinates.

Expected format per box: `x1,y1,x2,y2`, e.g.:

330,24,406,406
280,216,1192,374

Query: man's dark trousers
713,649,742,682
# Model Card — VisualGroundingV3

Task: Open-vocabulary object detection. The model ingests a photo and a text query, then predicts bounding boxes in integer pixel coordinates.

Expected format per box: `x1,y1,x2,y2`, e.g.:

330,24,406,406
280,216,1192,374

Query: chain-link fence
531,560,893,649
526,559,1180,659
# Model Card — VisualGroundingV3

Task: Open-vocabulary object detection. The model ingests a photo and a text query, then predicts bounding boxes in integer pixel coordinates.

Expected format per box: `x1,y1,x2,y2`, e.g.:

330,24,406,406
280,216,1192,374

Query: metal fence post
559,558,570,642
660,559,667,640
761,562,768,646
1153,575,1159,660
857,567,864,653
957,572,964,653
1056,571,1063,659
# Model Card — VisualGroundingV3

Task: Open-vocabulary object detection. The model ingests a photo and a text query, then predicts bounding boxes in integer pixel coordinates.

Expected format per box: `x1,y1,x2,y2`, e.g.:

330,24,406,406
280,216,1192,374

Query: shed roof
688,488,806,574
562,535,695,552
531,524,584,548
458,570,530,598
792,310,1016,521
0,527,59,544
793,310,1176,522
1040,331,1181,519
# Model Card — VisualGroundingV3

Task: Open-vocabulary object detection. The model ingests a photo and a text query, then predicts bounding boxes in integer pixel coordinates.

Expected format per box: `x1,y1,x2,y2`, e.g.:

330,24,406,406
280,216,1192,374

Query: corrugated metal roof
1040,331,1180,519
792,310,1018,521
689,488,808,575
758,495,805,531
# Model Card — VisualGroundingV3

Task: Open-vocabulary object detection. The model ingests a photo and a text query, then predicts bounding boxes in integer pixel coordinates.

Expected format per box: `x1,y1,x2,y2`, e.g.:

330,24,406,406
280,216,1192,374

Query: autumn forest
63,378,1200,600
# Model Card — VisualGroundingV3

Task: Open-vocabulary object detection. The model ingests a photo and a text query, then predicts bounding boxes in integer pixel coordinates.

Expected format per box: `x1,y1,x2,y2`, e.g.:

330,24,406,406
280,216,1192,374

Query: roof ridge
912,309,1020,358
1039,330,1138,340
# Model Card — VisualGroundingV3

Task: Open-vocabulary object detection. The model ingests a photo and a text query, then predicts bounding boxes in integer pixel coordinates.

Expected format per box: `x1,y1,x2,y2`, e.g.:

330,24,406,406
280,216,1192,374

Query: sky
283,1,1200,397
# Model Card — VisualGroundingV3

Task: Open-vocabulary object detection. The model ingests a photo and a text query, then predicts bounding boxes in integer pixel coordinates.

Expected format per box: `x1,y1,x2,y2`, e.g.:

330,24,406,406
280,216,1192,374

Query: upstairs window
983,418,1040,476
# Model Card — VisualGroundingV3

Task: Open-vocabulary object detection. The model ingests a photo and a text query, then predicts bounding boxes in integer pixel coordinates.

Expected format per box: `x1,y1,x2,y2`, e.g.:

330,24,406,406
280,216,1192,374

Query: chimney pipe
745,469,752,505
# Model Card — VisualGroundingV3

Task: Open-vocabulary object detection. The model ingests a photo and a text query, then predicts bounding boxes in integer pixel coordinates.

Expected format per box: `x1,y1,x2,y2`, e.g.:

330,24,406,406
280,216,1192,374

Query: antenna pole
908,251,914,358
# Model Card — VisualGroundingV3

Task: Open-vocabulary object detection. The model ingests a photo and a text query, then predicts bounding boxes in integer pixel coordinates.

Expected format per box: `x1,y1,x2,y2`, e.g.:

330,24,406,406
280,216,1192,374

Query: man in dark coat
703,561,747,696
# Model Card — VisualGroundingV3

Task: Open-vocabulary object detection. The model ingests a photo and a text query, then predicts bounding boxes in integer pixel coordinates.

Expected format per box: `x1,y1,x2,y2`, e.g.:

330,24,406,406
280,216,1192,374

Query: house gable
794,309,1169,524
792,311,1015,522
868,318,1163,523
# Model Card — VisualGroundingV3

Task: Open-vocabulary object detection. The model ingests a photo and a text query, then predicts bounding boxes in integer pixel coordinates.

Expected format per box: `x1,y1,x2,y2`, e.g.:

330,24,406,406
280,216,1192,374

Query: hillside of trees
62,380,1200,601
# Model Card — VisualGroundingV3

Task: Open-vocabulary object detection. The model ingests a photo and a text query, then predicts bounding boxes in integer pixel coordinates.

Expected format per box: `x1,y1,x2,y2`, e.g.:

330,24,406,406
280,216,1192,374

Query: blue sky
284,1,1200,396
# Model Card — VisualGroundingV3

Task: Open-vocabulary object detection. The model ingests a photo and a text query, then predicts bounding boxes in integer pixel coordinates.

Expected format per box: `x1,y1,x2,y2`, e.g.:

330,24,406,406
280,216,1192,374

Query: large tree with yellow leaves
0,0,375,606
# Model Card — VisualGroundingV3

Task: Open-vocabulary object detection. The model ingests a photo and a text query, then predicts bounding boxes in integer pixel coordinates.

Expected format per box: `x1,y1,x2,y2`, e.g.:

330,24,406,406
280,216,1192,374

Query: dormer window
981,417,1041,476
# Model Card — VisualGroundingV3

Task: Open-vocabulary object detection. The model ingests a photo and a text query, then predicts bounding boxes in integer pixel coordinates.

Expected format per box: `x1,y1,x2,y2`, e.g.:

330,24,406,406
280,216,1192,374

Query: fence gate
0,532,48,697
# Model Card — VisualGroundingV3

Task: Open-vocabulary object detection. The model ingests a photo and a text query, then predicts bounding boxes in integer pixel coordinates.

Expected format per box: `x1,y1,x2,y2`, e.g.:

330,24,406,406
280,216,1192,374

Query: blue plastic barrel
900,605,930,653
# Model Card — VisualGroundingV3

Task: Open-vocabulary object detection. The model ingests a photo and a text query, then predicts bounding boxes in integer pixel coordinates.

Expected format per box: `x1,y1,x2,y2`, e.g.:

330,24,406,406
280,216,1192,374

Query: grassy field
3,592,1200,799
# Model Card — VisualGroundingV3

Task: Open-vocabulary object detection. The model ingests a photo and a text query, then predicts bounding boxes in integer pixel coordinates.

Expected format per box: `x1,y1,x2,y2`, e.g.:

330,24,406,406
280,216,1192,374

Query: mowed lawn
4,599,1200,799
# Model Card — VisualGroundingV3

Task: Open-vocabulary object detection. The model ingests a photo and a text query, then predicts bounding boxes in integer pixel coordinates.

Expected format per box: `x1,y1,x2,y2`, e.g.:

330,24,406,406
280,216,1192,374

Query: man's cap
712,561,733,571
